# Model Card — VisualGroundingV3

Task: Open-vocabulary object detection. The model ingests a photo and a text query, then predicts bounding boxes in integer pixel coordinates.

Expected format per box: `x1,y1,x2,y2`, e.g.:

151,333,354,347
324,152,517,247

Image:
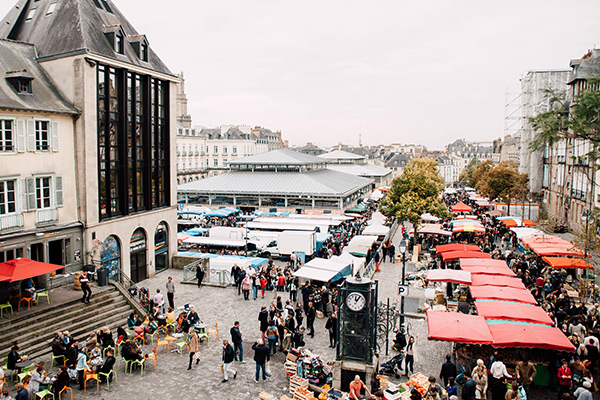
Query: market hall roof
0,39,79,115
0,0,174,77
177,168,373,198
228,149,327,167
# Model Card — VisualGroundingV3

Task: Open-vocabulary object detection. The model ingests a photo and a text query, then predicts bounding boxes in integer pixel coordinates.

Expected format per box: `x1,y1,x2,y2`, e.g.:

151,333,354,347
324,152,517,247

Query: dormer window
46,3,57,15
115,31,124,54
140,42,148,62
130,35,149,62
6,70,34,94
25,8,36,21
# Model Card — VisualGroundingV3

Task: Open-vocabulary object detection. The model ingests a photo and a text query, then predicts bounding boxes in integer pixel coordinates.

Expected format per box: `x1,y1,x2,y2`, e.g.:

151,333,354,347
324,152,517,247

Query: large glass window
0,180,16,214
0,120,14,152
98,64,169,221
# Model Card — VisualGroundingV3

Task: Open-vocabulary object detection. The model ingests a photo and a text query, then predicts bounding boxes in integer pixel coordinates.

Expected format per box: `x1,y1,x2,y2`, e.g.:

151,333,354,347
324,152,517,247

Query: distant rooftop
318,150,365,161
228,149,326,167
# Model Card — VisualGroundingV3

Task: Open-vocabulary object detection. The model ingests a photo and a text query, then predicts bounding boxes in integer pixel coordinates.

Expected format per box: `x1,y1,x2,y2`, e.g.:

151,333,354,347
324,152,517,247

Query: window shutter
20,178,29,212
51,121,59,152
26,177,36,210
16,120,25,153
54,175,64,207
27,120,35,152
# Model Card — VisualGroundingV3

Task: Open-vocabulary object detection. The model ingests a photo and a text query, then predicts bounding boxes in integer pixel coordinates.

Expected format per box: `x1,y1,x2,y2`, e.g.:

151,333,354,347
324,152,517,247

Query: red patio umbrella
0,258,64,282
436,244,481,254
474,300,553,325
451,201,473,213
441,251,492,262
488,323,575,352
427,311,494,345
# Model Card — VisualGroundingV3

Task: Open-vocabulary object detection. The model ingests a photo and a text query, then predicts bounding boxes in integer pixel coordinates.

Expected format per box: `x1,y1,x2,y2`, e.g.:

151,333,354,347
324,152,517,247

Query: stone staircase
0,286,137,361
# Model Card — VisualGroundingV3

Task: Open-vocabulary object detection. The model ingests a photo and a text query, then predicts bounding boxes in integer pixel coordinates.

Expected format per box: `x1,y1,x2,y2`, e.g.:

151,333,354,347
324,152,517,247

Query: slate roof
0,0,173,76
568,49,600,84
0,38,79,115
228,149,327,166
327,164,392,178
318,150,365,161
178,168,373,197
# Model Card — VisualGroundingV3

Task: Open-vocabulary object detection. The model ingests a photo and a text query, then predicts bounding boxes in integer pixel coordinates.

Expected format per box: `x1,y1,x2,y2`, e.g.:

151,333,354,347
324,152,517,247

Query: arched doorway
130,228,147,283
100,235,121,280
154,222,169,273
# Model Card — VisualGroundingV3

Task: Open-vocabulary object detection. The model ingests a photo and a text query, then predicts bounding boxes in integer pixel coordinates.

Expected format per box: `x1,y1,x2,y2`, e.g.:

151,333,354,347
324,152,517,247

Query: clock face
346,292,366,312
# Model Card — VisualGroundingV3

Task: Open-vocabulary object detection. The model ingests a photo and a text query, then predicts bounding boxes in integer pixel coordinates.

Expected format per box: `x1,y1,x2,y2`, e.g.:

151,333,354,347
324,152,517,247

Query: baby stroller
379,353,405,378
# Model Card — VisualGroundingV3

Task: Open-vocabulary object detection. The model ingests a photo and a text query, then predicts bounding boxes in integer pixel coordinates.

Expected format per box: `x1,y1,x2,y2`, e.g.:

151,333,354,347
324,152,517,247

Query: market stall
469,274,526,289
427,311,494,344
436,243,481,254
440,250,491,262
474,300,554,325
362,222,389,236
541,256,594,270
451,201,473,213
426,269,472,285
487,323,575,351
469,285,537,305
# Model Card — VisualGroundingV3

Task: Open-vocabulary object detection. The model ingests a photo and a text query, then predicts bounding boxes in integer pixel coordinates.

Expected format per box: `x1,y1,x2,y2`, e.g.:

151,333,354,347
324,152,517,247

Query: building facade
1,0,179,282
0,39,82,285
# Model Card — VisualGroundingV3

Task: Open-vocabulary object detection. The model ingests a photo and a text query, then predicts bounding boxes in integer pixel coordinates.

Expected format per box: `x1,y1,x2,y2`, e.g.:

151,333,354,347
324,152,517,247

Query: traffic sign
398,284,409,297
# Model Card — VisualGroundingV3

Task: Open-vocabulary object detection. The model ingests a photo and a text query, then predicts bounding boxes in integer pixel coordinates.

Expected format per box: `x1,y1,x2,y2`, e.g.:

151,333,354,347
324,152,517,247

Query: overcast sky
3,1,599,150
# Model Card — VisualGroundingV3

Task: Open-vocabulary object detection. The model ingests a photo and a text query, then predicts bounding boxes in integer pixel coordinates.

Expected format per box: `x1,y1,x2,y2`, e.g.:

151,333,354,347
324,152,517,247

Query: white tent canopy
421,213,440,222
369,190,385,201
208,257,253,284
362,223,390,236
293,267,339,282
510,227,545,238
333,252,365,274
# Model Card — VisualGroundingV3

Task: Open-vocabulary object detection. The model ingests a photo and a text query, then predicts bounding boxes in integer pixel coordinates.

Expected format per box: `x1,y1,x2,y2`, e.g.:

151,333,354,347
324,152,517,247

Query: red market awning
542,257,594,270
452,201,473,213
488,323,575,352
469,286,537,305
426,269,472,285
500,218,535,228
475,301,554,325
436,244,481,254
441,251,491,262
460,266,516,277
0,258,64,282
470,274,526,289
427,311,494,345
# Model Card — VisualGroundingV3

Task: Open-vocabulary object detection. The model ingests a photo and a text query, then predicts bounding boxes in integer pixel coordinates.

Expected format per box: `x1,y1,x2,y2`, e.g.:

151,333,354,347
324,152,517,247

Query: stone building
1,0,179,282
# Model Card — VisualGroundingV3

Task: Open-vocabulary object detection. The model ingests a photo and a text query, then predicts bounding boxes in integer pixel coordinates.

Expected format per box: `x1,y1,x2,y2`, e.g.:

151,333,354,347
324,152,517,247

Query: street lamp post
582,210,590,261
399,239,407,331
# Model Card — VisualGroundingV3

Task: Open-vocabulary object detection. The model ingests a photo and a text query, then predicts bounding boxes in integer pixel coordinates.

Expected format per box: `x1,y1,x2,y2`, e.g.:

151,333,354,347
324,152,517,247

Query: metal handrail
118,272,152,314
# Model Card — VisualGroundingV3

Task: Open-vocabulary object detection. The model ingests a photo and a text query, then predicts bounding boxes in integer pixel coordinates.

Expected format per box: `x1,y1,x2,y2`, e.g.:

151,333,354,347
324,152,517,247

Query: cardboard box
287,352,299,362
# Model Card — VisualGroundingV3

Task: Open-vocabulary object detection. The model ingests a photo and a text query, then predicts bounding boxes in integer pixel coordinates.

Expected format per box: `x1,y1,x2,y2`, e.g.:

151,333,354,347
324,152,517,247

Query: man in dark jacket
230,321,245,363
440,354,458,386
461,370,477,400
99,350,116,382
222,340,236,382
325,313,338,348
306,302,316,338
258,306,269,340
196,265,204,288
252,339,271,382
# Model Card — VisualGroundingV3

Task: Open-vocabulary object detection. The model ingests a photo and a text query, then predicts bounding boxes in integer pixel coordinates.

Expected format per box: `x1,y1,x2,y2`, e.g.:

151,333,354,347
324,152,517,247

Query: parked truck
255,230,317,259
209,226,247,240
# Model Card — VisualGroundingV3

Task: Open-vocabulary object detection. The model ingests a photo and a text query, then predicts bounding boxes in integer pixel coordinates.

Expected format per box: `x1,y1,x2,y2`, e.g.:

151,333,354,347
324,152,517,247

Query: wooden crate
289,375,309,396
292,388,314,400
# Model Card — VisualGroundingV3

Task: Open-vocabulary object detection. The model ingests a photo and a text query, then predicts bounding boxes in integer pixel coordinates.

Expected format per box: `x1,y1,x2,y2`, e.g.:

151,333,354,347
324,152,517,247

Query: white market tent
182,236,247,247
421,213,440,222
333,252,365,274
293,257,353,283
208,257,253,284
362,222,390,236
369,190,385,201
370,211,387,221
509,227,545,239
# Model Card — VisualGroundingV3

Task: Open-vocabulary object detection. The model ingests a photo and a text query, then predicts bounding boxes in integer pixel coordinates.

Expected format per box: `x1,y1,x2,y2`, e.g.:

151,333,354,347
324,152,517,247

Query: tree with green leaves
459,157,479,186
530,76,600,157
379,158,449,236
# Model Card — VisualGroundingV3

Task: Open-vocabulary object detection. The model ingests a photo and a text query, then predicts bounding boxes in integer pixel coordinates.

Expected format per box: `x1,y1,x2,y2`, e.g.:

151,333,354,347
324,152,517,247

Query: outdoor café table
15,359,35,370
88,358,104,373
157,314,167,328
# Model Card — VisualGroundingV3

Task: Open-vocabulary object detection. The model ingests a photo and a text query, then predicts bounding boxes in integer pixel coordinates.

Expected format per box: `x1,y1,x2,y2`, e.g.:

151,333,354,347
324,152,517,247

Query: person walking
196,264,204,287
306,302,316,338
516,357,536,399
265,320,279,356
252,339,270,383
80,271,92,303
230,321,246,363
258,306,269,341
222,340,236,382
295,303,304,328
166,276,175,309
440,354,458,387
325,312,338,348
404,336,415,376
186,328,199,370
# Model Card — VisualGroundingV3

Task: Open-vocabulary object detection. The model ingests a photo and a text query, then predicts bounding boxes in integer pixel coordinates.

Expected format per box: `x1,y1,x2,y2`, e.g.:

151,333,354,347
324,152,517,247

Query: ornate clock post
333,274,378,391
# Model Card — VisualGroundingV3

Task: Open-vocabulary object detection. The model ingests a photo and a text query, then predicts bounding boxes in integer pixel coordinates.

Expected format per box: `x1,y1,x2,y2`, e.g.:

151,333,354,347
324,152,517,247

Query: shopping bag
220,364,224,375
518,385,527,400
193,352,201,361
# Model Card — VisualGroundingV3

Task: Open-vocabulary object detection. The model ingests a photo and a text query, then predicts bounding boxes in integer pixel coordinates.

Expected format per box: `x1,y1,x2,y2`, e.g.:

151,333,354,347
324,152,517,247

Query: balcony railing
0,213,24,232
36,208,58,226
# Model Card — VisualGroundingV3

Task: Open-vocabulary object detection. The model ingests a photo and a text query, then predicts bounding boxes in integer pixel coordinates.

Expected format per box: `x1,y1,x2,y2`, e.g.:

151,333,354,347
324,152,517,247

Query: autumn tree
379,158,449,236
471,159,494,190
477,162,528,214
459,157,479,186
